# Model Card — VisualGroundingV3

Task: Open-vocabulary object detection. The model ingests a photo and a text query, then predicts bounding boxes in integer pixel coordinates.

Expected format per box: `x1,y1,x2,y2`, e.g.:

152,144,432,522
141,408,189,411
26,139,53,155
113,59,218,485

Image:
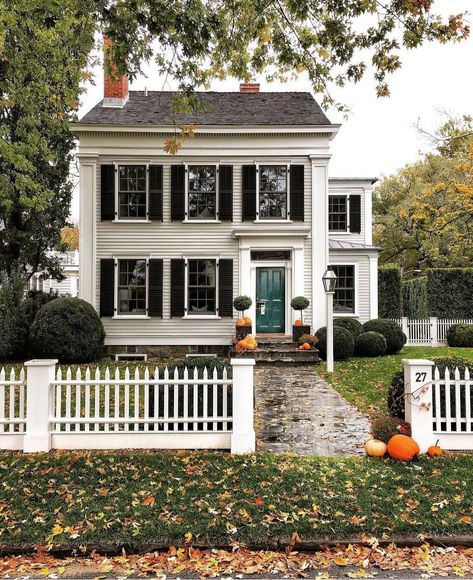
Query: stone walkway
254,365,371,456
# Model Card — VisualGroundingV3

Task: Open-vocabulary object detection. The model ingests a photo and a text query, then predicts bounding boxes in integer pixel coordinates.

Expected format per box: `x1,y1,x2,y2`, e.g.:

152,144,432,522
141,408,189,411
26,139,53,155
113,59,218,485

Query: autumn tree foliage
61,226,79,251
0,0,469,281
374,115,473,272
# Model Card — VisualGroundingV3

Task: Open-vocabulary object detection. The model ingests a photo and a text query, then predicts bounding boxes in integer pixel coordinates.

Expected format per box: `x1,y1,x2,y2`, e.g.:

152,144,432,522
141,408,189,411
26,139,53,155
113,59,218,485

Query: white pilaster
369,255,378,319
78,154,98,307
311,157,330,332
364,185,373,245
293,247,305,324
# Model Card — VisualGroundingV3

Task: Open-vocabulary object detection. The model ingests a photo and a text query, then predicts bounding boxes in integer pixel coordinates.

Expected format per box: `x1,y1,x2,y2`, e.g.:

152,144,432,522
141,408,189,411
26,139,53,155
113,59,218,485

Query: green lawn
1,451,473,550
317,346,473,418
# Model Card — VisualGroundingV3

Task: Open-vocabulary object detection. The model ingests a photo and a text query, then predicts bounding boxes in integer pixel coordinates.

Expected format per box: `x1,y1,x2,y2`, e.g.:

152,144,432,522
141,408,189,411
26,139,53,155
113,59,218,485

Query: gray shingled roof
78,91,331,126
329,239,381,251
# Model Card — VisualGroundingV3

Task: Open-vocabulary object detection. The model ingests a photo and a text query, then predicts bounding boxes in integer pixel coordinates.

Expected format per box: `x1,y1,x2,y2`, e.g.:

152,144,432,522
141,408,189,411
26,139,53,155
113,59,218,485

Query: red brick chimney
103,36,129,108
240,83,260,93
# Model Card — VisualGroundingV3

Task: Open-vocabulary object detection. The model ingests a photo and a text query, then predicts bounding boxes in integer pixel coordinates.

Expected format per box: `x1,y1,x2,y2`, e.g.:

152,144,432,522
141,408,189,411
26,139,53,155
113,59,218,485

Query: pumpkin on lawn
387,434,420,461
236,318,246,327
365,439,387,457
294,319,303,326
427,440,444,457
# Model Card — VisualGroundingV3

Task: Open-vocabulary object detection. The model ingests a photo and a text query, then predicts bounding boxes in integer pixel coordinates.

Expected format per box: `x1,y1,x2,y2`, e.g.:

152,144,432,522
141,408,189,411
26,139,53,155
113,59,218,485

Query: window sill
333,313,358,319
329,230,351,235
182,220,221,224
254,219,293,224
112,315,151,320
112,219,152,224
182,315,222,320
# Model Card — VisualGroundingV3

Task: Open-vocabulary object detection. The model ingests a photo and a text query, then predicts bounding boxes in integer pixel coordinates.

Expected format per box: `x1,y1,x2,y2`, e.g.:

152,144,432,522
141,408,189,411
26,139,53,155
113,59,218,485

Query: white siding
95,157,314,344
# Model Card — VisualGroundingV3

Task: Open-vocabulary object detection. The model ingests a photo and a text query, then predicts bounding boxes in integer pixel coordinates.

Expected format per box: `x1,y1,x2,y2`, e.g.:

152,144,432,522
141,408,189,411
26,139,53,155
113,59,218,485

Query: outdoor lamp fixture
322,269,337,373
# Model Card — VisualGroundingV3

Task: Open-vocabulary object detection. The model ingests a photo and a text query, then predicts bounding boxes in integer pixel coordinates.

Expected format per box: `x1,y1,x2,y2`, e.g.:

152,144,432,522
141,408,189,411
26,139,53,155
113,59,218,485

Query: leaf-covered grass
317,346,473,418
1,451,473,550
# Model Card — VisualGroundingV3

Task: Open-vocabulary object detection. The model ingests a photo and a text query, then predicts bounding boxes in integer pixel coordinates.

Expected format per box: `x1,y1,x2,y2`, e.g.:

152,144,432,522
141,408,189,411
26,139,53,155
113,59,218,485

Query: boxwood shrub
362,318,406,354
30,297,105,363
355,331,387,357
315,326,354,360
447,324,473,347
388,356,473,420
333,318,363,340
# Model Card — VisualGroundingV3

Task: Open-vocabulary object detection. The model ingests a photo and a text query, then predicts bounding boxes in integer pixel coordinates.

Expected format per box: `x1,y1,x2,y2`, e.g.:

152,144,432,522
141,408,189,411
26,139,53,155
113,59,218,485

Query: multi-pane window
188,259,216,314
329,195,348,231
188,166,217,220
259,165,288,219
330,265,355,314
118,259,147,315
118,165,147,219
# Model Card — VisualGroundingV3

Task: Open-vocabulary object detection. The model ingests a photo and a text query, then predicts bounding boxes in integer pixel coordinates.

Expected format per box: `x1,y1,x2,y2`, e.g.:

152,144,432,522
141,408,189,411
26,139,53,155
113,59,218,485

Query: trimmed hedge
427,268,473,318
378,266,402,319
333,318,363,340
30,297,105,363
362,318,407,354
315,326,354,360
402,277,428,318
447,324,473,347
355,331,387,357
388,356,473,420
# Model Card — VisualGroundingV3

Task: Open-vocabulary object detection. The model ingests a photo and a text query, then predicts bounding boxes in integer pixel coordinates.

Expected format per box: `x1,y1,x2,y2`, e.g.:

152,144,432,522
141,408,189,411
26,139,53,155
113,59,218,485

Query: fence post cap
402,359,435,366
230,358,256,366
24,359,59,367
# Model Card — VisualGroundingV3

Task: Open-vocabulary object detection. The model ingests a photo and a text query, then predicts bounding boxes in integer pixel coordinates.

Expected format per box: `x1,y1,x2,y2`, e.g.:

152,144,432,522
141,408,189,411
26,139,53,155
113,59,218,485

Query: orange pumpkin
302,342,311,350
427,440,444,457
246,341,257,351
387,434,420,461
236,318,246,327
243,316,252,326
298,345,304,350
365,439,387,457
294,319,303,326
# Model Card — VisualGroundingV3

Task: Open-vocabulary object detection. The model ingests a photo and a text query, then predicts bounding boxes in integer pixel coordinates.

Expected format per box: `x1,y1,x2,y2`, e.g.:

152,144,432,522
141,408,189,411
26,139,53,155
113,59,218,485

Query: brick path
254,366,371,456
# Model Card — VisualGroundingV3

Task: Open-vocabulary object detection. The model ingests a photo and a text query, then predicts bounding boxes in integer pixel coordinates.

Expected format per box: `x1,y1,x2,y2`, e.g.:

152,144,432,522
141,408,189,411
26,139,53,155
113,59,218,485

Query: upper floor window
329,196,348,231
259,165,288,220
118,259,147,315
118,165,147,219
330,265,355,314
188,166,217,220
187,259,217,315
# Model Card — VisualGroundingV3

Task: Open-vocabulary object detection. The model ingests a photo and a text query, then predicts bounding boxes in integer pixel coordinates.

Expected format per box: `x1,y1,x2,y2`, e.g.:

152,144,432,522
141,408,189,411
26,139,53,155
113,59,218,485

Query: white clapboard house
72,61,379,353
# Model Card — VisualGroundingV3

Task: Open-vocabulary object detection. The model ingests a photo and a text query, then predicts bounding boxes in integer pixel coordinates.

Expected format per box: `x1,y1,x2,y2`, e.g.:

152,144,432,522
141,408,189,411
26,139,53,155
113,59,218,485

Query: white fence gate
393,318,473,346
0,359,255,454
404,359,473,451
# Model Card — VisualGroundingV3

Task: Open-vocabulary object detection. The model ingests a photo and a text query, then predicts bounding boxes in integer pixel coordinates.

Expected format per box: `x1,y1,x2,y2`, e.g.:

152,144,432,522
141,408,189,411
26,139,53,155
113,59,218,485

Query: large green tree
374,115,473,273
0,0,469,280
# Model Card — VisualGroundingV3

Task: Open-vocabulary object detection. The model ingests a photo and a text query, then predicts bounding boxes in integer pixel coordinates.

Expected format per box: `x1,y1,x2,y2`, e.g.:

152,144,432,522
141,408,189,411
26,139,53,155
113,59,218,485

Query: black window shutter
101,165,115,221
218,259,233,317
219,165,233,221
349,195,361,233
148,259,163,317
242,165,256,221
148,166,163,221
170,259,185,317
171,165,185,221
100,259,115,317
290,165,304,221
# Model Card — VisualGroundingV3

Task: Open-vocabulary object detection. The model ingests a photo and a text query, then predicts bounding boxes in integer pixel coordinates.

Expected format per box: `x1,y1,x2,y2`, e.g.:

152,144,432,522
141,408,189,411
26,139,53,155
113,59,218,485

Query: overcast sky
74,0,472,220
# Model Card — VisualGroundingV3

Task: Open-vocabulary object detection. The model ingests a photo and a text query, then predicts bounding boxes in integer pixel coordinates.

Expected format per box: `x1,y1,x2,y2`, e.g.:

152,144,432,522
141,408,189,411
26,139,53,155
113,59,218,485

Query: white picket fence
0,359,255,454
393,317,473,345
404,359,473,451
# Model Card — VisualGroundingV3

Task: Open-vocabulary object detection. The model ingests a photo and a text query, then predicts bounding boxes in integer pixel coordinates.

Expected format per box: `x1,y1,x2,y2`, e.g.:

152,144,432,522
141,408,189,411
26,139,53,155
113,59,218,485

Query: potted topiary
233,295,253,341
291,296,310,341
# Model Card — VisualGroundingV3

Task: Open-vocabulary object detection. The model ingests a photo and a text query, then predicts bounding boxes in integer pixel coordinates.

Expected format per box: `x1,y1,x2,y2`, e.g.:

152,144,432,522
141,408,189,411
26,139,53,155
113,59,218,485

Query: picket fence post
401,317,409,341
230,358,256,454
23,359,57,453
430,317,438,346
403,359,434,453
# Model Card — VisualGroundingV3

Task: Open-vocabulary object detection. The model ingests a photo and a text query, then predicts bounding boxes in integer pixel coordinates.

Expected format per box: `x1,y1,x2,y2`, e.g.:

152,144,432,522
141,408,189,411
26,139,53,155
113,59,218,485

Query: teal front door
256,267,285,333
